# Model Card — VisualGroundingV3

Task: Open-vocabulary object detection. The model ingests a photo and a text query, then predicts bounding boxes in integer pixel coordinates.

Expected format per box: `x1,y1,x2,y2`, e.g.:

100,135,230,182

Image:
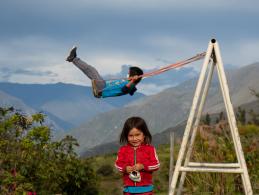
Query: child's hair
129,67,143,84
120,116,152,144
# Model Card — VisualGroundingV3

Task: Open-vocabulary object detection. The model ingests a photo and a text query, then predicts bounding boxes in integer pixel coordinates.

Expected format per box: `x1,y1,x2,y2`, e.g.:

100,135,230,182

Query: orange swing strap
141,52,206,79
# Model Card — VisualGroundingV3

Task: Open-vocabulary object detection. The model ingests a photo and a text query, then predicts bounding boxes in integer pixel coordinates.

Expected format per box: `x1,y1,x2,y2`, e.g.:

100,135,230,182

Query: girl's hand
126,76,138,87
126,166,134,173
131,75,139,82
133,163,144,171
128,75,139,83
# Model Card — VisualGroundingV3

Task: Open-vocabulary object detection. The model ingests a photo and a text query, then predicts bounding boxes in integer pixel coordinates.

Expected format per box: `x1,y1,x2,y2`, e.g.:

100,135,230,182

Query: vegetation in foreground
0,107,99,194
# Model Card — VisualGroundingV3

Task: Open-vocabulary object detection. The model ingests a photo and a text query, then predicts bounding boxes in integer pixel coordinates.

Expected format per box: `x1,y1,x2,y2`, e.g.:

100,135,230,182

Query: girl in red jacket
115,117,160,195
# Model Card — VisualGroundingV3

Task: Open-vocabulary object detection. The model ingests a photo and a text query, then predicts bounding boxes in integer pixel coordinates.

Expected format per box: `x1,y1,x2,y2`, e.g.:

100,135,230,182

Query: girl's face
128,128,145,147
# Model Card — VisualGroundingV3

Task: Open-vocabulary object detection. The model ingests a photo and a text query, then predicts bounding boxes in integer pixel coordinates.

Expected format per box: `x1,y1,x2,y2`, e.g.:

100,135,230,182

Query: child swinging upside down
66,46,143,98
115,117,160,195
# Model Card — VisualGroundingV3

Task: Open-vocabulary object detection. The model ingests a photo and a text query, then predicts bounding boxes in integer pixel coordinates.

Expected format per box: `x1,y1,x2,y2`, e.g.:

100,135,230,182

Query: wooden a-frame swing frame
169,39,253,195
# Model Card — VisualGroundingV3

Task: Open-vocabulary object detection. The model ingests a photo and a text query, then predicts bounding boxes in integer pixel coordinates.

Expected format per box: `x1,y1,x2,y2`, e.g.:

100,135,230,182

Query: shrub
97,164,114,176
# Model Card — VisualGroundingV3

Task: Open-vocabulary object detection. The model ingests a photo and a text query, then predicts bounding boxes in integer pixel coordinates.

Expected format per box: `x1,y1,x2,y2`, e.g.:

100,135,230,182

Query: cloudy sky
0,0,259,94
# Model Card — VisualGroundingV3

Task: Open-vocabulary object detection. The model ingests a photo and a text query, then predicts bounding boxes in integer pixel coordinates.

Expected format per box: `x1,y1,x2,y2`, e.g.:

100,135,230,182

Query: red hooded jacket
115,144,160,186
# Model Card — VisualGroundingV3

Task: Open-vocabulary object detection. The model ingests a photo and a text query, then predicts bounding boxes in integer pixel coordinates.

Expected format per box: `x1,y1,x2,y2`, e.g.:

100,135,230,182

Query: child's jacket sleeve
115,147,127,172
142,146,160,172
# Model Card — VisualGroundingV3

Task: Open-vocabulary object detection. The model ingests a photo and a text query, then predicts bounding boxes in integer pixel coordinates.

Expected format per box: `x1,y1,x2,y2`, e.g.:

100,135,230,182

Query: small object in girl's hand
129,171,141,182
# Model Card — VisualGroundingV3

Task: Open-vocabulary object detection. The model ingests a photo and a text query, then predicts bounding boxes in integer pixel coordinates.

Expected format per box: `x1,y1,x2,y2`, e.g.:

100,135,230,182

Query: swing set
167,39,253,195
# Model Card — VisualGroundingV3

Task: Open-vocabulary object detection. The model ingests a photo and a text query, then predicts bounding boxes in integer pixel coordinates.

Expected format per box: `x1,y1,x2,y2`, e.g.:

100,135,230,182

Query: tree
219,111,225,121
248,89,259,125
248,109,259,125
236,106,246,125
203,113,211,125
249,88,259,100
0,107,99,194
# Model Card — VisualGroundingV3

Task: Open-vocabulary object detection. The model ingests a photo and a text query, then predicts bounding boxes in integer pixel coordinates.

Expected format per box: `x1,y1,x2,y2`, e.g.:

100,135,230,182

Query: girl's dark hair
129,66,143,84
120,116,152,145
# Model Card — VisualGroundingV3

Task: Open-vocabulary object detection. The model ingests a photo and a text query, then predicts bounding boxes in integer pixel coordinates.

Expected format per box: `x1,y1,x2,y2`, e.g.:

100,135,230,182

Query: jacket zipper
134,147,137,186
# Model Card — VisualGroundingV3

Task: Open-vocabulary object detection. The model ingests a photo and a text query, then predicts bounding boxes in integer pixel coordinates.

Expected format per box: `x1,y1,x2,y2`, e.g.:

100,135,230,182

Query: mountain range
0,82,145,132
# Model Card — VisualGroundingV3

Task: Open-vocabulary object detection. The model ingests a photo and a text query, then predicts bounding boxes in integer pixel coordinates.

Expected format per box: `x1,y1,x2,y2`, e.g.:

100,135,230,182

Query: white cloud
143,36,204,57
47,62,92,86
0,35,88,85
215,39,259,66
142,35,259,67
0,36,65,67
235,40,259,65
86,54,139,75
137,83,172,95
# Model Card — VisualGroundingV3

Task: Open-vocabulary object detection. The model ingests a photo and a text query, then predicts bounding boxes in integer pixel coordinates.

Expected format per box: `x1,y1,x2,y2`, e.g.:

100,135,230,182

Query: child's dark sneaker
66,46,77,62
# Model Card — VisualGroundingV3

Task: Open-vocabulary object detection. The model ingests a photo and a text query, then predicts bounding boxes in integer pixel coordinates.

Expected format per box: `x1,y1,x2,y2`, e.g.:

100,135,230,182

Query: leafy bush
0,107,99,194
97,164,114,176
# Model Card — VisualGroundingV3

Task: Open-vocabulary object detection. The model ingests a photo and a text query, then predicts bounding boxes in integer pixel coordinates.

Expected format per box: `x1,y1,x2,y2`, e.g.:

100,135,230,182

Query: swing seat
91,80,102,98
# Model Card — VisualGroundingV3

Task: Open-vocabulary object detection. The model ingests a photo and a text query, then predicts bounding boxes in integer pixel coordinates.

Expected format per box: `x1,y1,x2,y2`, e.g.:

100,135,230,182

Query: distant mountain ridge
0,82,145,131
0,90,35,115
67,62,259,153
0,90,67,133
